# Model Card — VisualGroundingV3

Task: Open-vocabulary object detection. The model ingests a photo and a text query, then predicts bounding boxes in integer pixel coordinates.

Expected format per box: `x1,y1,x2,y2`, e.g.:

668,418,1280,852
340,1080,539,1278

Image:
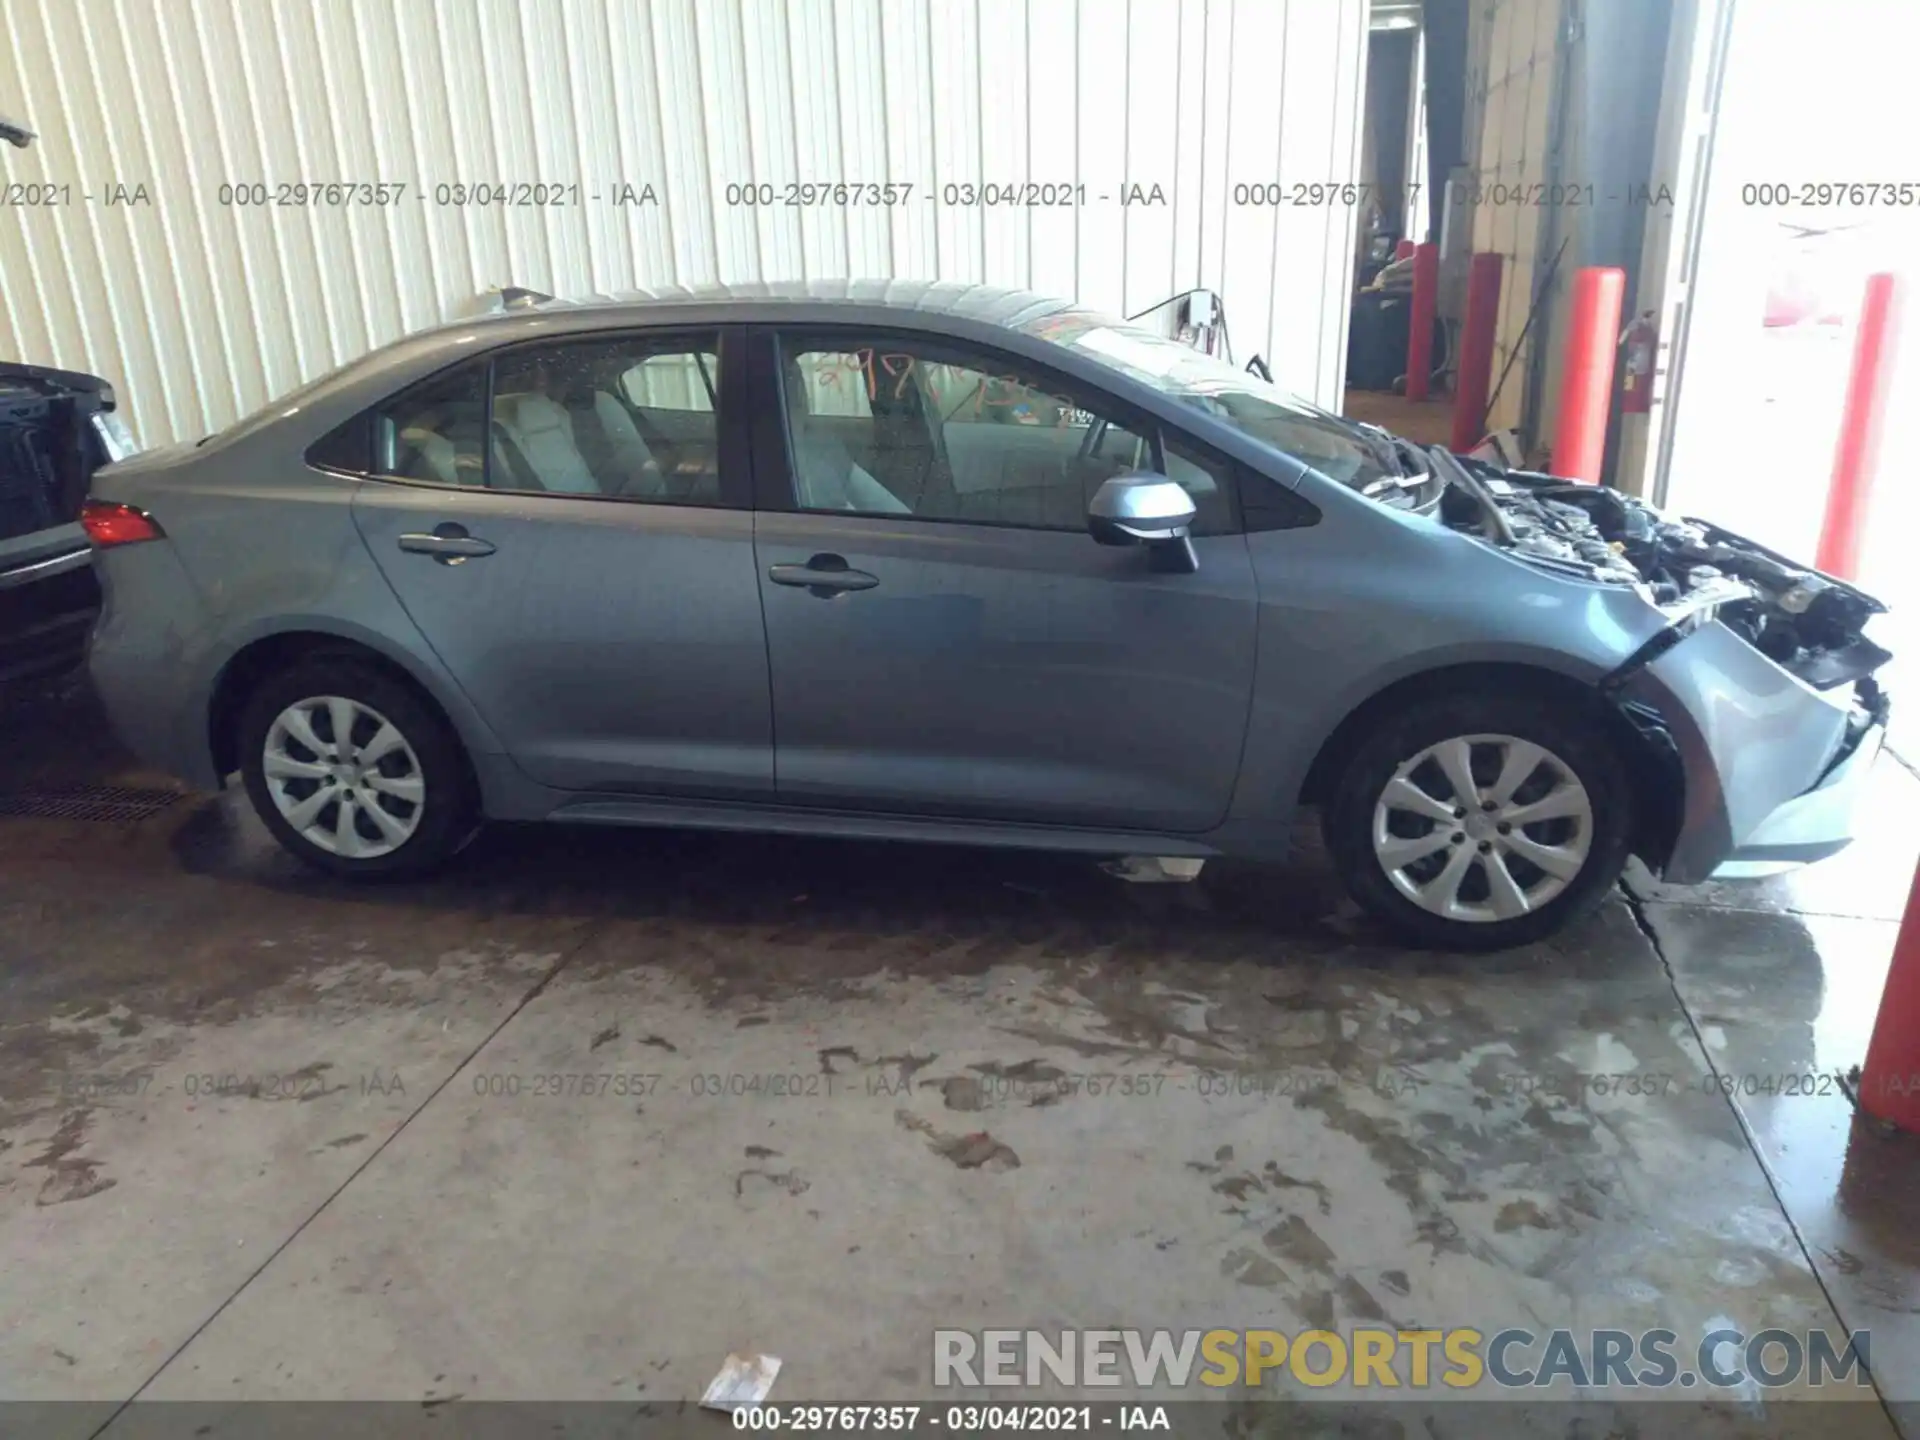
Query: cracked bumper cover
1611,619,1887,885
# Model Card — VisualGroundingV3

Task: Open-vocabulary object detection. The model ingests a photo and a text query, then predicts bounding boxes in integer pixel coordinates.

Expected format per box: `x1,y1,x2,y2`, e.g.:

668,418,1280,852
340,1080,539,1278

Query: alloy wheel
261,695,426,859
1370,732,1593,923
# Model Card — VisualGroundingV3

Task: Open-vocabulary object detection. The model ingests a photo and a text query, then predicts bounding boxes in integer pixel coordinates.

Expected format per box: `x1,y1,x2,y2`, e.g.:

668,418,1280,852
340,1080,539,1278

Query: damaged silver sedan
82,283,1889,950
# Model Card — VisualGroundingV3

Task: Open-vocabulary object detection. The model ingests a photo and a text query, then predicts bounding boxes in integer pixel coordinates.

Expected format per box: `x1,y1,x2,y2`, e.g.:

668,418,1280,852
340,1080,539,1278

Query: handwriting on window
807,350,1093,426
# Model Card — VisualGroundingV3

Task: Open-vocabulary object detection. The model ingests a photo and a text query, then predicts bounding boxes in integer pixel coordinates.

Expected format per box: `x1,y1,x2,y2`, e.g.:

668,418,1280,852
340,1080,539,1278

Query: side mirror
1088,473,1199,572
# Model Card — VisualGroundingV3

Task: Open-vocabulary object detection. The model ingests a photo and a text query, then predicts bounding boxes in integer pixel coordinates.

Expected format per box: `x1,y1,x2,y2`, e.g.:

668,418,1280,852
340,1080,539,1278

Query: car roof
346,279,1088,389
509,279,1077,332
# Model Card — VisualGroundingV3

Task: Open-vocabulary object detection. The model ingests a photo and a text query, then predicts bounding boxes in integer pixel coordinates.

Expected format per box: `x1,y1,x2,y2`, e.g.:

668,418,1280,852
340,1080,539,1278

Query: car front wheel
1322,692,1634,951
237,660,476,878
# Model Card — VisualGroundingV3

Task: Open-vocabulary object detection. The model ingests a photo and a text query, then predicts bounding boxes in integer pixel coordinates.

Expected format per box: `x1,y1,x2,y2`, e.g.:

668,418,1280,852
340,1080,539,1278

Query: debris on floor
1100,855,1206,883
700,1352,782,1410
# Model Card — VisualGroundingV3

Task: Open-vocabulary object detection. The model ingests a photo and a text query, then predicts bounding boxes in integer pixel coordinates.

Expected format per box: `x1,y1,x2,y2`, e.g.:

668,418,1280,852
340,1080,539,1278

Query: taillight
80,500,165,547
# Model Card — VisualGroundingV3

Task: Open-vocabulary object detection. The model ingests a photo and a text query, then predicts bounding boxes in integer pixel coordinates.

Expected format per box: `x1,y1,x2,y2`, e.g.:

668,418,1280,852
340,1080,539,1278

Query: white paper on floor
700,1352,783,1410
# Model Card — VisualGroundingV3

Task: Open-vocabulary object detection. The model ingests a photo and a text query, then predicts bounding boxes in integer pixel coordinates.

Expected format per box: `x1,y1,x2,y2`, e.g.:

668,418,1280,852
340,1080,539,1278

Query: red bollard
1451,252,1504,451
1394,239,1417,261
1860,860,1920,1132
1550,267,1627,484
1406,243,1441,401
1817,273,1902,579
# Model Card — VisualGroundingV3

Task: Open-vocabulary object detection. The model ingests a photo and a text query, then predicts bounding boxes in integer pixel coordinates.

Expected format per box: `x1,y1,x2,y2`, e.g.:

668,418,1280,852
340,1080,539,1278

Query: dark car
0,362,136,686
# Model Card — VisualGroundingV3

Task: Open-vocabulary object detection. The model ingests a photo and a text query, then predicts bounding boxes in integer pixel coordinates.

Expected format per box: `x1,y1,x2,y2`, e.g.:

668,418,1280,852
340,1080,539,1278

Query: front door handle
398,523,496,565
768,553,879,597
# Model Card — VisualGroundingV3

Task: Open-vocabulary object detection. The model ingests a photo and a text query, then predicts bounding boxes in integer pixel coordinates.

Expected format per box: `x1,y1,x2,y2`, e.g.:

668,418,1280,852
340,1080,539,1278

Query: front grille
0,783,182,822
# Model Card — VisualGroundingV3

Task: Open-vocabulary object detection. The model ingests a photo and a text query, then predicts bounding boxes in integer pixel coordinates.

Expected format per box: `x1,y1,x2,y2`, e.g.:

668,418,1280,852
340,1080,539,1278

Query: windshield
1022,309,1397,490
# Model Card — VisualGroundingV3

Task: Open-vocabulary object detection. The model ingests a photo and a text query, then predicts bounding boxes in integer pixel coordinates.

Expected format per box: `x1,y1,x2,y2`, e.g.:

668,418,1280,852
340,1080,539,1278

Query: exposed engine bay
1417,448,1891,691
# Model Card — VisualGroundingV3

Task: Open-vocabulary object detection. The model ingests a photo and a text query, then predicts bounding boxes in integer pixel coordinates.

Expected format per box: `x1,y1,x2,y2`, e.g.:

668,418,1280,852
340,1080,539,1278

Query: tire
1321,690,1633,951
236,658,477,879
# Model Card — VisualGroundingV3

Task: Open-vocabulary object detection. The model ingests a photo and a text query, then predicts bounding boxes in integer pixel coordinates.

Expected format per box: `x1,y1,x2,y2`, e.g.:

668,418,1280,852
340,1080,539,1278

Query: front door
348,330,773,799
751,328,1259,834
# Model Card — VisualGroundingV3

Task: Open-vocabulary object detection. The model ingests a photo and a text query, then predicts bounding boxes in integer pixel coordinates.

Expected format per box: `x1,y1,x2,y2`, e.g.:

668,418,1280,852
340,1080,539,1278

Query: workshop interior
4,0,1920,1436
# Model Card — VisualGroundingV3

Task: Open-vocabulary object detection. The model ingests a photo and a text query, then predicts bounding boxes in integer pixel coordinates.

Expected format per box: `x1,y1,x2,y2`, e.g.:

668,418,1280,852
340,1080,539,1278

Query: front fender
1229,501,1671,830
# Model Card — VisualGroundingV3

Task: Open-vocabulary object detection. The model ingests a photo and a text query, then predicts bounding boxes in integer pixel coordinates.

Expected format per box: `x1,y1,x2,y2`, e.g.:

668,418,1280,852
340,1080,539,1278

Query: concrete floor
3,675,1918,1438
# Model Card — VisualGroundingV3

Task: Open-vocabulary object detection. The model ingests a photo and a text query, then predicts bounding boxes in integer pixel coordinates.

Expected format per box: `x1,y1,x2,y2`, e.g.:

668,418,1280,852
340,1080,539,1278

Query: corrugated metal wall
0,0,1368,448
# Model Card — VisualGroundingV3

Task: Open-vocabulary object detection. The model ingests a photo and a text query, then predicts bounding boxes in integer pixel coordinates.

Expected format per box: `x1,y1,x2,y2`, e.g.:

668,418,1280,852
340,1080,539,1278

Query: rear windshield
1021,310,1395,490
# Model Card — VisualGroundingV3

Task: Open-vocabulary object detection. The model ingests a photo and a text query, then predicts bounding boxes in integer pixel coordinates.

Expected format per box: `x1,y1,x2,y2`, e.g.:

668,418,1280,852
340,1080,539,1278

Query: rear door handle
768,554,878,596
398,523,496,564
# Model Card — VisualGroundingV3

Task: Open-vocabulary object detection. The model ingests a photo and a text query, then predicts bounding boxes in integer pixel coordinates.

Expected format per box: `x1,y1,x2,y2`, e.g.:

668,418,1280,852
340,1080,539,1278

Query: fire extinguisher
1619,310,1658,414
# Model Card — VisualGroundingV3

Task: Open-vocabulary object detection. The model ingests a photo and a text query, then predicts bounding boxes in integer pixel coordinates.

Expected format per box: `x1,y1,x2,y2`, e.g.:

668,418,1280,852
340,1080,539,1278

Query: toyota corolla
81,282,1890,949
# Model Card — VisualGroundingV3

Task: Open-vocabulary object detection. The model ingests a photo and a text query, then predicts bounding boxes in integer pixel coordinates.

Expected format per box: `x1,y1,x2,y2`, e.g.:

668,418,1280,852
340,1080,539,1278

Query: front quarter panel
1227,475,1672,831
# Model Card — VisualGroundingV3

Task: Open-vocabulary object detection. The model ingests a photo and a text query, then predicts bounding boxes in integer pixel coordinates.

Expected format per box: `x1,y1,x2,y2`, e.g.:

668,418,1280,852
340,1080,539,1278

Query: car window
1022,310,1398,491
492,338,721,501
776,336,1231,534
372,361,488,488
367,336,723,502
620,351,716,413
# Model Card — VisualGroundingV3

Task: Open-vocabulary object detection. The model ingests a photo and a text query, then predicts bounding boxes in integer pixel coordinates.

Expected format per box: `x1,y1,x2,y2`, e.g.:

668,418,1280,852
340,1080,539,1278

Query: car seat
491,392,601,494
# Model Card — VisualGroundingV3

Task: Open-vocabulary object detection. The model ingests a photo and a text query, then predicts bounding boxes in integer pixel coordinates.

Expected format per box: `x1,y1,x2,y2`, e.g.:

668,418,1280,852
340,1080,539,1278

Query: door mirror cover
1088,473,1198,546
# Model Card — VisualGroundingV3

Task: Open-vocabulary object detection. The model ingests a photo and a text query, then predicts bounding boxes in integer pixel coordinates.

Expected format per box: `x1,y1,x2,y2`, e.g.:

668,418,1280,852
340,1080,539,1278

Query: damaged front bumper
1610,617,1889,885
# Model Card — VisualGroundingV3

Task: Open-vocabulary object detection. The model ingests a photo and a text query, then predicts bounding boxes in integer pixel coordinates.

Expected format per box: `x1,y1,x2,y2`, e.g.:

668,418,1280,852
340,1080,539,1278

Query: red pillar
1394,238,1417,261
1550,267,1627,484
1450,252,1504,451
1406,242,1441,401
1816,273,1902,579
1860,861,1920,1133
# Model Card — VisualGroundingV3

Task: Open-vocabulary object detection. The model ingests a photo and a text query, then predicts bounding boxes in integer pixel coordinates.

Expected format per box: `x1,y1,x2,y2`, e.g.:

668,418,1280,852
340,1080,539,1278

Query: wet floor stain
938,1076,986,1111
1263,1213,1337,1271
1220,1248,1287,1288
23,1109,116,1207
895,1110,1020,1171
734,1167,809,1199
1494,1198,1558,1233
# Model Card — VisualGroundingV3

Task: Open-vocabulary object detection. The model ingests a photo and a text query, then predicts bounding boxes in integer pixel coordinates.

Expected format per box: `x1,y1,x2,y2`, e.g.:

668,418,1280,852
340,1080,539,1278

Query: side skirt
545,793,1221,858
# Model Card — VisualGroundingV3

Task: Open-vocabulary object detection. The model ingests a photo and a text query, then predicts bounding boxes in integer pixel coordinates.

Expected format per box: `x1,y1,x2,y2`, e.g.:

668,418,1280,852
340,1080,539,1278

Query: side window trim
480,346,498,490
1162,422,1318,532
1155,424,1249,536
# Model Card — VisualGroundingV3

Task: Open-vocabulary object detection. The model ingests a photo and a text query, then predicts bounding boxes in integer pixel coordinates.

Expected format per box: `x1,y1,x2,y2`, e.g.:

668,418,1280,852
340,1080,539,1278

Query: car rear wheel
1322,691,1633,951
237,660,475,878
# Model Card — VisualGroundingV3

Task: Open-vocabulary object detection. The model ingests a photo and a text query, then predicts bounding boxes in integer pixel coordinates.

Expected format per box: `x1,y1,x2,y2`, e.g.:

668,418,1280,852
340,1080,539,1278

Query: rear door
748,326,1259,833
345,329,774,799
